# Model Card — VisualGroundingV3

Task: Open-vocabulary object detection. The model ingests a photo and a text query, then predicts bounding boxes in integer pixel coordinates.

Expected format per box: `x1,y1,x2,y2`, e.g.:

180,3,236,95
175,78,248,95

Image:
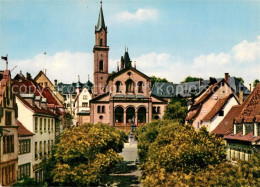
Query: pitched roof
225,132,260,143
186,104,202,121
202,94,232,122
17,120,34,136
212,105,242,136
234,83,260,123
95,2,106,32
151,77,250,99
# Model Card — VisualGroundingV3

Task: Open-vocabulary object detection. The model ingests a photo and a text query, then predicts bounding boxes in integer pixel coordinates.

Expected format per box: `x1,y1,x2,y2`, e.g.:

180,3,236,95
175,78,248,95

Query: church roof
124,51,132,68
95,1,106,32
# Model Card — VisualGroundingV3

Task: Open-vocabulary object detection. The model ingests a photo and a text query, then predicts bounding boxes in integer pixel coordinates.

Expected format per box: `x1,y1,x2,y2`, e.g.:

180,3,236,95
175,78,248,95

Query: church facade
90,2,167,127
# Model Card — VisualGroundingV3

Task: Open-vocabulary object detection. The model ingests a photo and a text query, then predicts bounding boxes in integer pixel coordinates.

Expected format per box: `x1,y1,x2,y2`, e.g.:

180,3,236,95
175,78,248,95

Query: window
35,142,38,159
99,60,104,71
5,111,12,126
18,163,31,180
100,38,103,46
197,122,200,129
83,95,88,100
40,118,42,131
116,81,121,93
82,102,88,107
3,135,14,154
138,81,143,93
35,117,38,131
1,164,15,185
48,119,50,131
39,141,42,158
102,106,105,113
44,119,46,131
51,120,54,131
152,107,156,113
44,141,46,156
126,79,135,93
45,82,48,87
19,139,30,154
157,107,161,114
48,140,50,154
219,110,224,116
97,106,101,113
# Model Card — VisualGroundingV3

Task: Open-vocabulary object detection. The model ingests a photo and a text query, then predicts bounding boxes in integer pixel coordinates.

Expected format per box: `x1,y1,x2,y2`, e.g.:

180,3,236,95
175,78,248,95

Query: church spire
95,0,106,32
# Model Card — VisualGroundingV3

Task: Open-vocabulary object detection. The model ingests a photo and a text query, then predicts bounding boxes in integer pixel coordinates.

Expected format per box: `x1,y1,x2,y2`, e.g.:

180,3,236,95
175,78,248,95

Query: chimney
249,83,252,92
239,86,244,104
54,79,58,87
26,72,31,80
224,73,229,83
198,78,202,87
209,77,217,85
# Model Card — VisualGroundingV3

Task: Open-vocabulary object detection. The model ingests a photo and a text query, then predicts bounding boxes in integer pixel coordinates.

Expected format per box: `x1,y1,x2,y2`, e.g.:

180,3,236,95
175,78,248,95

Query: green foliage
236,77,244,84
163,97,187,123
137,120,260,186
150,76,169,87
253,79,259,88
44,123,127,186
14,177,42,186
182,76,202,83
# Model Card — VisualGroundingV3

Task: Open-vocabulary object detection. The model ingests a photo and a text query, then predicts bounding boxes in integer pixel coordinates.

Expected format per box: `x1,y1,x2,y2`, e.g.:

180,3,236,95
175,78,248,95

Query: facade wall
207,97,238,132
18,136,34,179
192,83,233,130
75,88,91,113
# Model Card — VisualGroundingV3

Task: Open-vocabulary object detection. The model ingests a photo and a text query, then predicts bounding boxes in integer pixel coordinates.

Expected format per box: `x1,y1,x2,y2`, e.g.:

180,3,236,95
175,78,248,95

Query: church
90,2,167,127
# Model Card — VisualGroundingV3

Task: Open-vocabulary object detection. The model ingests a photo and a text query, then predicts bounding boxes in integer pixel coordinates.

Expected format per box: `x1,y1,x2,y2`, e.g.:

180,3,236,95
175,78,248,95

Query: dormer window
219,109,224,116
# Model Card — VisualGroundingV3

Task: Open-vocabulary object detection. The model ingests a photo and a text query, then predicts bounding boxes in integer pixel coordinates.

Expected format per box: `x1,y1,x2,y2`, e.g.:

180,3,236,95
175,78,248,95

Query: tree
253,79,259,88
182,76,202,83
137,120,260,186
150,76,169,87
44,123,127,186
163,97,187,123
236,77,244,84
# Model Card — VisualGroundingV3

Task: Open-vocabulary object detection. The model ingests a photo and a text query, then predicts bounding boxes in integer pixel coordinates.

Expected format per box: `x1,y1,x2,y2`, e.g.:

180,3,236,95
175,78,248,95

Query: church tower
93,1,109,97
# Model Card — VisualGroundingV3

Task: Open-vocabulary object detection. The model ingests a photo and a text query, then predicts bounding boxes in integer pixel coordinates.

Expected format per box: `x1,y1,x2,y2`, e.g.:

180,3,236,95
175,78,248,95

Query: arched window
138,81,143,93
126,79,135,93
100,39,103,46
99,60,103,71
102,106,105,113
97,106,101,113
115,107,124,123
116,81,121,93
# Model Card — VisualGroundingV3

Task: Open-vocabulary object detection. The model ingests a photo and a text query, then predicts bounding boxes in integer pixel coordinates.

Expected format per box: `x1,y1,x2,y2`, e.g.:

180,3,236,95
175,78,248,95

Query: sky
0,0,259,86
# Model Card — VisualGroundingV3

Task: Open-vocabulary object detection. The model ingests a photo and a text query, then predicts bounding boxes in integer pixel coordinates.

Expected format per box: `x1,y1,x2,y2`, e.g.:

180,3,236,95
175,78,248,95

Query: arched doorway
126,107,135,126
115,107,124,126
138,107,146,126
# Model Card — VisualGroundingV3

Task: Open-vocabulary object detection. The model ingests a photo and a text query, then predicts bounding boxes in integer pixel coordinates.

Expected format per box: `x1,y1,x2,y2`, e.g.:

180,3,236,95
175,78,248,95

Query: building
34,70,65,105
214,83,260,161
12,73,59,183
152,74,250,102
56,76,93,126
90,2,167,129
0,70,19,186
186,76,240,132
17,120,34,180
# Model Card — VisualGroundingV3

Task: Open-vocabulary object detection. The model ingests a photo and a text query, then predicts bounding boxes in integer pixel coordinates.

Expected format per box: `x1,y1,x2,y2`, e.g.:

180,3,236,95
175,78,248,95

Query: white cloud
10,51,93,83
232,36,260,62
114,8,158,22
9,36,260,87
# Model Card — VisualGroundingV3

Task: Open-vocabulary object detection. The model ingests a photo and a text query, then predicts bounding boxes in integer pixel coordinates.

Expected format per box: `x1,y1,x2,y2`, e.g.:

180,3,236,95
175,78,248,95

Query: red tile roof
186,104,202,121
212,105,242,136
202,94,232,122
234,84,260,123
17,120,34,136
225,132,260,143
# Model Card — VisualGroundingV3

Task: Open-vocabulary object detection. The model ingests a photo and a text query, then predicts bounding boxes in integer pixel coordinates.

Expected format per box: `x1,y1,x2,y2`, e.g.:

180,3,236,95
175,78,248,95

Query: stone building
90,2,167,129
0,70,19,186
